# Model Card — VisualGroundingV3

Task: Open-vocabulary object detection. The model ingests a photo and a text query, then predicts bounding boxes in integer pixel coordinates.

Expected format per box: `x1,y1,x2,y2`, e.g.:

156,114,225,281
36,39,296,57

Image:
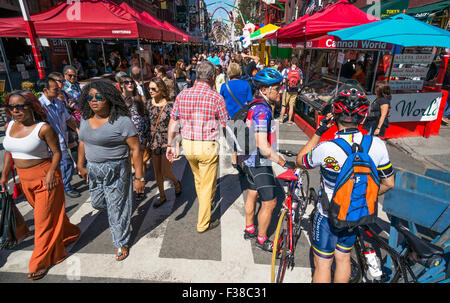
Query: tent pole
387,45,398,80
335,49,344,95
65,40,72,66
137,38,144,87
101,41,107,74
0,38,13,91
371,50,381,93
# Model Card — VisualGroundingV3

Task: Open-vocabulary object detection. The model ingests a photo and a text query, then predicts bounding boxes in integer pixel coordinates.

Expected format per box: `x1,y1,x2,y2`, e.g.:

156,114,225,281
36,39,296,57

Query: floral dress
147,102,173,155
126,97,149,147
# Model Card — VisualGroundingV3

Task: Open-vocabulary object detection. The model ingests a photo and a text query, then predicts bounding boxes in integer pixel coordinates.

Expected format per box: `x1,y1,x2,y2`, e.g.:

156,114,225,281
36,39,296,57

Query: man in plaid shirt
167,60,229,233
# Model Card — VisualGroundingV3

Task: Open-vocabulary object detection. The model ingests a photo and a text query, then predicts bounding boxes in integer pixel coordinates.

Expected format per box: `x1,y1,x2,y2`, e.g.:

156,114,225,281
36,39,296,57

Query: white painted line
278,139,308,146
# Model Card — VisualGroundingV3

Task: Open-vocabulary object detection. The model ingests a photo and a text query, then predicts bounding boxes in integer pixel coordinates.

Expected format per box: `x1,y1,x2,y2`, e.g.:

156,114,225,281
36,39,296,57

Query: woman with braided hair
77,79,144,261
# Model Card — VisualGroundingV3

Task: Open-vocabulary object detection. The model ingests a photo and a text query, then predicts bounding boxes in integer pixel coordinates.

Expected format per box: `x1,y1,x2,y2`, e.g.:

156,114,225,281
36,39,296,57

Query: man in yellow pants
166,61,230,233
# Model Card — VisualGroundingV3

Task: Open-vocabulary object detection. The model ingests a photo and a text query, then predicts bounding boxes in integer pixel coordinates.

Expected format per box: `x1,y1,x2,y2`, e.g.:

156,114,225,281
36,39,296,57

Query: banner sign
389,80,424,90
367,93,442,122
278,36,392,50
389,67,429,78
393,54,434,65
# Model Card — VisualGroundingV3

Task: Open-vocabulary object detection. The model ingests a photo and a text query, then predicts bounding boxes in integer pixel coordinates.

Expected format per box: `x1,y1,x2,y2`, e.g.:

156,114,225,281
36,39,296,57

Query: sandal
174,181,182,196
116,245,129,262
28,268,48,280
153,197,167,208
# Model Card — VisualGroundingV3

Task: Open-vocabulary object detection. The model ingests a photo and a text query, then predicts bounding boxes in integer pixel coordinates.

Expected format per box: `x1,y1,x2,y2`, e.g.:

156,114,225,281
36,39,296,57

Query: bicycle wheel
271,209,290,283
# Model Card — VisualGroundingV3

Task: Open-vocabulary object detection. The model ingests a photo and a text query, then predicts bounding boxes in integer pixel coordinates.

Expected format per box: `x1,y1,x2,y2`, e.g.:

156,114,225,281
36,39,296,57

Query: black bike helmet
332,85,369,125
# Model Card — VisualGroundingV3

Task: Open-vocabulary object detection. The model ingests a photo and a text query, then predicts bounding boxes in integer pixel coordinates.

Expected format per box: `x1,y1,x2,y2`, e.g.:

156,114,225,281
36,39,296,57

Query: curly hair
79,79,130,123
149,77,169,101
5,90,47,122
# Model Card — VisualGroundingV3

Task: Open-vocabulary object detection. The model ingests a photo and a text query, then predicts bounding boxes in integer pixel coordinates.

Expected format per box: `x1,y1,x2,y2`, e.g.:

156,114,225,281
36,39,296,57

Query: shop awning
0,0,163,40
250,24,280,40
406,0,450,20
361,0,410,19
278,34,393,50
162,21,200,43
139,11,183,42
265,0,379,42
119,2,179,42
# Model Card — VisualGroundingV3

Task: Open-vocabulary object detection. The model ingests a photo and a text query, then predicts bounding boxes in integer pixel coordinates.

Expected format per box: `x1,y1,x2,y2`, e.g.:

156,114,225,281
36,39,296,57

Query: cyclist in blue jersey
242,68,296,252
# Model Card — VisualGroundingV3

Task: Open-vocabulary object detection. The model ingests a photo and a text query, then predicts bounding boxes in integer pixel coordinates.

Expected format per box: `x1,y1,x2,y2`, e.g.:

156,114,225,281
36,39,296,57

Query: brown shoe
116,245,129,261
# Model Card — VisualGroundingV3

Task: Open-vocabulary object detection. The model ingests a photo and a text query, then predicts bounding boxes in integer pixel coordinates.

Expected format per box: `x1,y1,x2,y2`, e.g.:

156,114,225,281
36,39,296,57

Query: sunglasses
87,93,104,102
7,104,29,111
149,87,159,92
66,74,77,78
122,80,134,85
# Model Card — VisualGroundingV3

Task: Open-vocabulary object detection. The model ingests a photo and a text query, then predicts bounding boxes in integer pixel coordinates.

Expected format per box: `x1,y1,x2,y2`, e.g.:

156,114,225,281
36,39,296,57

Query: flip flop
28,269,48,280
116,245,129,262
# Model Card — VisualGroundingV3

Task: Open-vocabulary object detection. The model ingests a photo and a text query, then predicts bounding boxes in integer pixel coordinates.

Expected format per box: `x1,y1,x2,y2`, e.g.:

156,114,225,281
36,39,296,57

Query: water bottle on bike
364,244,382,282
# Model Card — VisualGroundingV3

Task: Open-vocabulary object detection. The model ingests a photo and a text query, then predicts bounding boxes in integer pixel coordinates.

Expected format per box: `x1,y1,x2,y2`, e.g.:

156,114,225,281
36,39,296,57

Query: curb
386,139,449,171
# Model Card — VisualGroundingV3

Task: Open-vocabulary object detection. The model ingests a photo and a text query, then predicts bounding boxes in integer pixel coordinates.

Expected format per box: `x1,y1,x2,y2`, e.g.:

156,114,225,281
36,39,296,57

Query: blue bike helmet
253,68,283,86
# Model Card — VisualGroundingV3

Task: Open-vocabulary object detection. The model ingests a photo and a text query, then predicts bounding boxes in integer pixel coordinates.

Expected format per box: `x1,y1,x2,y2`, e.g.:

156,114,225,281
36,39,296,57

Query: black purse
0,191,17,250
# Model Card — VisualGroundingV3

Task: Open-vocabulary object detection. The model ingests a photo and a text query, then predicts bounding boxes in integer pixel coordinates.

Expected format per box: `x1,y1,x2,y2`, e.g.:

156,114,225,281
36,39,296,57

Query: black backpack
225,99,270,155
240,73,257,95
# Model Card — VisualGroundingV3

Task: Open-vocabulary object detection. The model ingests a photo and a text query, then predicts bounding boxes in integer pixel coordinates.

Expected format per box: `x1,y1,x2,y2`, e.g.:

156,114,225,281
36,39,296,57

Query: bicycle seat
397,225,444,259
277,169,298,182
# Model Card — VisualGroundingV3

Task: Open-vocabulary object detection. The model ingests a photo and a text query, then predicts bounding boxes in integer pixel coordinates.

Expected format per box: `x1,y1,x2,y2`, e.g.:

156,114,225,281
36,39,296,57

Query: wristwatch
134,177,145,182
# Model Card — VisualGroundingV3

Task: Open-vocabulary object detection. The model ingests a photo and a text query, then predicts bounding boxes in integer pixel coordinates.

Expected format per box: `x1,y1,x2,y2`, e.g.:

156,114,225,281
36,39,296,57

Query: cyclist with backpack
240,68,296,252
280,58,303,124
295,85,395,283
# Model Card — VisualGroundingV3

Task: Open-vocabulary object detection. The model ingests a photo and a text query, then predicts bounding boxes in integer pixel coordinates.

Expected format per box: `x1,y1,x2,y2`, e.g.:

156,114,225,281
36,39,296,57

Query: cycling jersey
243,99,278,168
302,128,394,218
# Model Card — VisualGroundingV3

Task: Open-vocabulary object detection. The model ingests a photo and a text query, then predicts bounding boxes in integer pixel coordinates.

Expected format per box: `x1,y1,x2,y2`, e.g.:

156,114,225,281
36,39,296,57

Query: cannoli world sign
367,93,442,123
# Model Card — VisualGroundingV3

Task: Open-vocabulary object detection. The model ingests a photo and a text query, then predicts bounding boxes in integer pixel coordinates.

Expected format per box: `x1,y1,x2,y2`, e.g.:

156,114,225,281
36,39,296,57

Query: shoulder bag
143,103,167,163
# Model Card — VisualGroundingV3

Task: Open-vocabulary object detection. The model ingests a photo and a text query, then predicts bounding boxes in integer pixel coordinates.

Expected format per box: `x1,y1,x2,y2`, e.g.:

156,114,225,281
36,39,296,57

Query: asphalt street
0,116,444,283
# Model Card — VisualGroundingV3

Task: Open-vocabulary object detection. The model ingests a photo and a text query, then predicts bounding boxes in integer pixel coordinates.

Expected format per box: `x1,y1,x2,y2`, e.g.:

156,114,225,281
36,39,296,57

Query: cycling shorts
311,211,357,259
244,165,277,202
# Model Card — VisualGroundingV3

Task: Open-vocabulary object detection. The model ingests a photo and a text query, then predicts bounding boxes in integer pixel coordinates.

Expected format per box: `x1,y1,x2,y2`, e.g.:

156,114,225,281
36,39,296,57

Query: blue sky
205,0,235,23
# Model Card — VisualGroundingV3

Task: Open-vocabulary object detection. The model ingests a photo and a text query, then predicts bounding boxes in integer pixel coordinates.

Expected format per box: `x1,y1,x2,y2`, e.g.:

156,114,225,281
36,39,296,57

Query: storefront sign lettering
389,80,424,90
389,67,429,78
393,54,434,65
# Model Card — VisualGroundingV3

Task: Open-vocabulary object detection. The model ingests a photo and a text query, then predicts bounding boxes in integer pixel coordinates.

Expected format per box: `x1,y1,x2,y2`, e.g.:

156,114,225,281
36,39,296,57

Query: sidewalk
387,123,450,172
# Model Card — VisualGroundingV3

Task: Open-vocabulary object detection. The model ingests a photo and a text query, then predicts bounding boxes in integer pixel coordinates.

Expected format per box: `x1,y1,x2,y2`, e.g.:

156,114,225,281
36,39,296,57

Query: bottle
364,244,382,281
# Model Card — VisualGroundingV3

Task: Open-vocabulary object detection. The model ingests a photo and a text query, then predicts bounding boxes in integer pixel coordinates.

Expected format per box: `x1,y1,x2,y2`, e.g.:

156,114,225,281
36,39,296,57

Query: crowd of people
1,46,397,283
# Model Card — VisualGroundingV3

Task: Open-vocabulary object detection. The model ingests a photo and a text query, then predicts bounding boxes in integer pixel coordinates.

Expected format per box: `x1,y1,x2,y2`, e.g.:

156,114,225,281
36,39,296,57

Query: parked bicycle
308,190,446,283
270,166,313,283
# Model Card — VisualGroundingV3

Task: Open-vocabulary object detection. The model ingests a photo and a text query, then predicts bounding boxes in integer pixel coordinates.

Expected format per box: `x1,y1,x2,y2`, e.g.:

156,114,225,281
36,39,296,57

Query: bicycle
270,167,313,283
350,223,446,283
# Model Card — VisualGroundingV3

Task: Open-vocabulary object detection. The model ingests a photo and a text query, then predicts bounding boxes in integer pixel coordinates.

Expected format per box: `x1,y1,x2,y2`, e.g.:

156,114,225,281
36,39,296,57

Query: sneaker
65,189,81,198
244,229,257,240
255,238,274,252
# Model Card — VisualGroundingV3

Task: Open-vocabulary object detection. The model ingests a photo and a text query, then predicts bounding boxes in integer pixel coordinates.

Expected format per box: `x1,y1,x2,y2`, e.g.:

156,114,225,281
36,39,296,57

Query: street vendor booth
266,0,450,141
0,0,187,89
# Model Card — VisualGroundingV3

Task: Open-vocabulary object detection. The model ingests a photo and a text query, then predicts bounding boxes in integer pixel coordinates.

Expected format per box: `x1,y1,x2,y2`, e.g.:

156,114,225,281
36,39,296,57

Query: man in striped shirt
167,60,229,233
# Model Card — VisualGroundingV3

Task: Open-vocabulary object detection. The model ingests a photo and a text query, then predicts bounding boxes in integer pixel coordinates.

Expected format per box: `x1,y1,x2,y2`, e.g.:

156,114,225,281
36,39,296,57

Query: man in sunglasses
37,77,81,199
62,65,81,107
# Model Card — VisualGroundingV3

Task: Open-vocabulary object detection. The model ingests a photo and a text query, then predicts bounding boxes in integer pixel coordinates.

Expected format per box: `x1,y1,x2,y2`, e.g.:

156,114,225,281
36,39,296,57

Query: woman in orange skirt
0,89,80,280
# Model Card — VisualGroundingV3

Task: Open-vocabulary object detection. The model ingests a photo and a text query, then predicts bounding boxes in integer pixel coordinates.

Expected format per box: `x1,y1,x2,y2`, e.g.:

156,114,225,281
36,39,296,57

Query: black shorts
244,165,277,202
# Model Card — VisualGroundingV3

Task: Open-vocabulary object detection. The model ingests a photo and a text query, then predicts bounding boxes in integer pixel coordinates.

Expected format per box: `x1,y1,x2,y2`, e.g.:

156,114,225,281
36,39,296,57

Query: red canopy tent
266,0,379,42
119,2,178,42
0,0,162,40
139,11,182,42
162,21,200,43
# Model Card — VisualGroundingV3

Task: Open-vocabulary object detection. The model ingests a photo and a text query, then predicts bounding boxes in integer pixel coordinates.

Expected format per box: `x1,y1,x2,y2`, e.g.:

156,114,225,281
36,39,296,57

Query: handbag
9,154,23,199
143,103,166,163
0,191,29,250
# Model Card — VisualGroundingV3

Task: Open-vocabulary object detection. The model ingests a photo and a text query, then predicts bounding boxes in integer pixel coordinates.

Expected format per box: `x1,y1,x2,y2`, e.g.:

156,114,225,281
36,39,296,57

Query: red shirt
171,81,230,141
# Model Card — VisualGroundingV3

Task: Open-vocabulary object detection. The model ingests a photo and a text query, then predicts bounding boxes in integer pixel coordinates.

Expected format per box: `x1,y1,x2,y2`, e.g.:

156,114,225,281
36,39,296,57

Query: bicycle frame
355,225,419,283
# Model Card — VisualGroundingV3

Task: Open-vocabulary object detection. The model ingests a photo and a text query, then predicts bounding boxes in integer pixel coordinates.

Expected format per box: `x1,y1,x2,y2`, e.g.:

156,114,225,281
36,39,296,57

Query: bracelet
134,177,145,182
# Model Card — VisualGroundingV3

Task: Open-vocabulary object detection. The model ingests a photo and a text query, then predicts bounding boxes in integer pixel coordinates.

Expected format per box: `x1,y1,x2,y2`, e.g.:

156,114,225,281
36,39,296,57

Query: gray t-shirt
79,115,138,163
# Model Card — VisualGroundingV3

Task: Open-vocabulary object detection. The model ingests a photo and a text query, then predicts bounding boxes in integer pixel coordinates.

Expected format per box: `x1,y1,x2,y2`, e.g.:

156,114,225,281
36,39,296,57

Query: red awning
162,21,200,43
0,0,162,40
139,11,183,42
119,2,178,42
266,0,379,42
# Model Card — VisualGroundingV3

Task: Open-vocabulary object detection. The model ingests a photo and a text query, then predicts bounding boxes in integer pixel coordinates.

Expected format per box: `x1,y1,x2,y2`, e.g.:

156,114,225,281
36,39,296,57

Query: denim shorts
311,211,357,259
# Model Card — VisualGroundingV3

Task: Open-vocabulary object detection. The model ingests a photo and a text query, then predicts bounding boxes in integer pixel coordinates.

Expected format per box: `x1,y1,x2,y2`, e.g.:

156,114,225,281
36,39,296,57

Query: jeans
60,150,74,192
444,99,450,118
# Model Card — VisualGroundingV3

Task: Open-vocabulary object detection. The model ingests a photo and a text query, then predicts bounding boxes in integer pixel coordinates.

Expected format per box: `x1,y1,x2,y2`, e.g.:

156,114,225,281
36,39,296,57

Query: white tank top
3,121,50,160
